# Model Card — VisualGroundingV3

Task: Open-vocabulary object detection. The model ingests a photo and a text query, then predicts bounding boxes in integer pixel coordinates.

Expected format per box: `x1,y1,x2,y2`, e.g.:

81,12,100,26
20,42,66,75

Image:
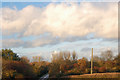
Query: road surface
39,74,49,80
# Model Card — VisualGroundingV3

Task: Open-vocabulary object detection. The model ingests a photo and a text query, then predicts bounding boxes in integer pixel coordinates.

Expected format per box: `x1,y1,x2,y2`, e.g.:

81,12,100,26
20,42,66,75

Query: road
39,74,49,80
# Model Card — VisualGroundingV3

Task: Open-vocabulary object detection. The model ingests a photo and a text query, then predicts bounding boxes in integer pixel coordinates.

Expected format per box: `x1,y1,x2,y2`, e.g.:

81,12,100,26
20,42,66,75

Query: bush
84,68,90,74
98,67,106,73
64,68,82,75
111,67,120,72
38,66,48,77
2,70,16,79
49,63,60,77
56,73,64,78
2,59,36,79
31,61,49,77
93,66,99,73
15,73,24,80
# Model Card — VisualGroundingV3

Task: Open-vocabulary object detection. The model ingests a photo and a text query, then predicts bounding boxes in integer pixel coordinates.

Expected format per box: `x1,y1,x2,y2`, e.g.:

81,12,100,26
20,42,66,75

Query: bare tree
63,51,71,60
93,56,101,62
100,50,113,61
51,51,59,62
32,56,43,62
72,51,77,61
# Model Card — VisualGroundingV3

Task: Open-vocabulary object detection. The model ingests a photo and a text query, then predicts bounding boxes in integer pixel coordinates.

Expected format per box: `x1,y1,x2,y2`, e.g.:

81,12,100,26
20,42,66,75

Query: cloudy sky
1,2,118,61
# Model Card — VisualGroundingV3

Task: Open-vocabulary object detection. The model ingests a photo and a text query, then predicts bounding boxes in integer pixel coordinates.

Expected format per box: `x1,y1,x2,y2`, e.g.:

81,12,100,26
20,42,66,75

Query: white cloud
2,2,118,38
1,2,118,48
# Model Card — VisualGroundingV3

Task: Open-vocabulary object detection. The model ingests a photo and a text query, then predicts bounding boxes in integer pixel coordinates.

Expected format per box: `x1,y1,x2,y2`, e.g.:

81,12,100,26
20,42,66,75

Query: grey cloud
81,47,91,52
2,35,89,48
2,39,31,48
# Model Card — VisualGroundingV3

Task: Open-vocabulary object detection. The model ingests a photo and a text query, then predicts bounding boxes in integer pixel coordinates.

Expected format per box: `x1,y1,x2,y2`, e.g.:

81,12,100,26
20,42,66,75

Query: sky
0,2,118,61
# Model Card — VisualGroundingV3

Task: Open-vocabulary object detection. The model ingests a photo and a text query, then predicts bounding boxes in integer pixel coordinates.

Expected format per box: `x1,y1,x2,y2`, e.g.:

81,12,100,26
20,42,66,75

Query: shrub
64,68,81,75
2,70,16,79
84,68,90,74
15,73,24,80
98,67,106,73
49,63,60,77
93,66,99,73
31,61,49,77
2,59,36,79
38,66,48,77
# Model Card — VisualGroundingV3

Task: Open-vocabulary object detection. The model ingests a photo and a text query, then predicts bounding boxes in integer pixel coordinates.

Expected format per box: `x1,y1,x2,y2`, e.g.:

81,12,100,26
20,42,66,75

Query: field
64,73,120,78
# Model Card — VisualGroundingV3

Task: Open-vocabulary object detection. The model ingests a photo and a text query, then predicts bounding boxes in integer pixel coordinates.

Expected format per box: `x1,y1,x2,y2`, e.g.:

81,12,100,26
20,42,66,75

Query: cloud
1,2,118,48
2,35,61,48
81,47,91,52
2,39,25,48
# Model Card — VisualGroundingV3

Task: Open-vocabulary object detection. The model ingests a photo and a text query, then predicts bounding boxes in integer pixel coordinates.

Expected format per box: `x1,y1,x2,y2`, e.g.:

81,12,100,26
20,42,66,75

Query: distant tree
114,53,120,65
105,60,114,72
2,58,36,79
58,51,64,60
51,51,59,62
50,51,74,77
100,50,113,61
31,61,49,77
49,63,60,77
77,58,87,73
21,56,30,63
93,56,102,67
82,57,88,62
113,53,120,72
32,56,43,62
2,49,20,61
63,51,71,60
72,51,77,61
93,56,101,62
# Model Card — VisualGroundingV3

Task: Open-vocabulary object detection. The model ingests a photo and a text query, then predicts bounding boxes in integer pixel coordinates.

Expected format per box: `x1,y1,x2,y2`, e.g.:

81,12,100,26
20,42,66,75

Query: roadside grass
63,72,120,78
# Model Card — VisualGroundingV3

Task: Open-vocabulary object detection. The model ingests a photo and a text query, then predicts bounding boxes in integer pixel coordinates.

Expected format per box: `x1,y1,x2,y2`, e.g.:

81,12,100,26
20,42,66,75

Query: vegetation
1,49,49,80
64,73,120,78
1,49,120,79
2,49,20,61
49,50,120,78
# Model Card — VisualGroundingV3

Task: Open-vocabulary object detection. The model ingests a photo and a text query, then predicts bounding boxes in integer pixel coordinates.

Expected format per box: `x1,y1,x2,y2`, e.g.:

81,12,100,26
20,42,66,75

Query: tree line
1,49,49,80
1,49,120,79
49,50,120,77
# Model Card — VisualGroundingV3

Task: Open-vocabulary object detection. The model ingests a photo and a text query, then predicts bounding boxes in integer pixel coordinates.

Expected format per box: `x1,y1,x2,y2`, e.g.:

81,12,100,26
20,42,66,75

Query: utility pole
91,48,93,74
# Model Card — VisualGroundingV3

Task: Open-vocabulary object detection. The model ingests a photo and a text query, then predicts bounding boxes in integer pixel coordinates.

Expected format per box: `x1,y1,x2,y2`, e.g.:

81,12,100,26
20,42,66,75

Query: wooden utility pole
91,48,93,74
